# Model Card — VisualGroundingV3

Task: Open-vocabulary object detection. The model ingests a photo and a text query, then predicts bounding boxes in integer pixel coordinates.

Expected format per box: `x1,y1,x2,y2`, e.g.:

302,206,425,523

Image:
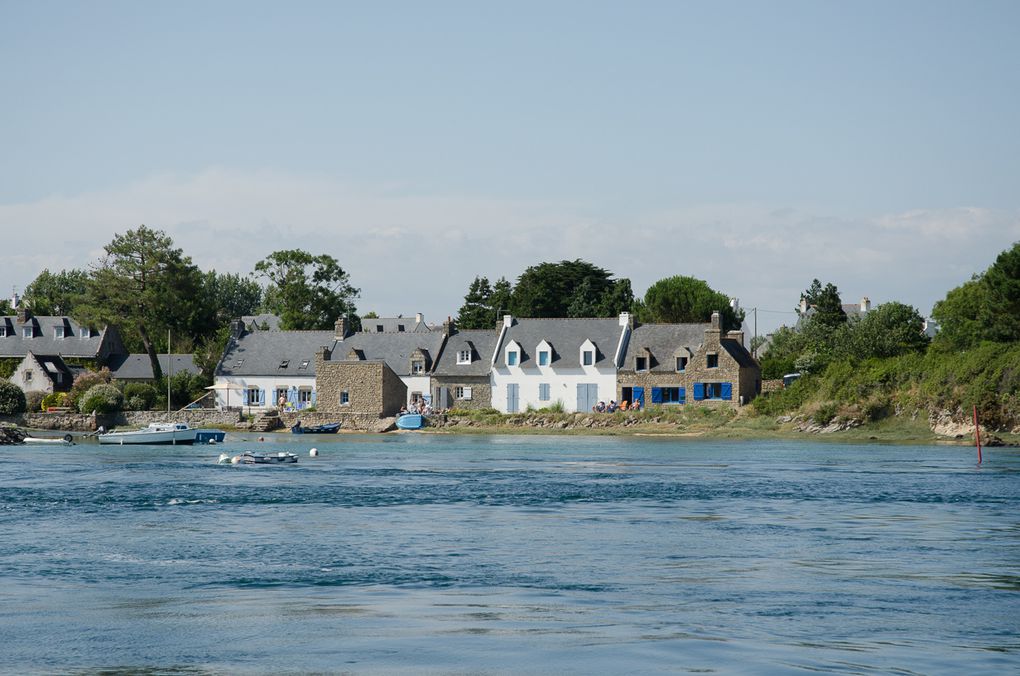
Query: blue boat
396,414,423,430
195,429,227,444
290,421,341,434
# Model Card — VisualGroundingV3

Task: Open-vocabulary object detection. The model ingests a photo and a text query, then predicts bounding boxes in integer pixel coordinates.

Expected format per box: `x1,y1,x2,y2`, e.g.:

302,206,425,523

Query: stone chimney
727,330,745,346
16,305,30,323
711,311,721,330
318,345,332,361
442,316,455,336
334,317,349,341
229,319,245,340
861,297,871,313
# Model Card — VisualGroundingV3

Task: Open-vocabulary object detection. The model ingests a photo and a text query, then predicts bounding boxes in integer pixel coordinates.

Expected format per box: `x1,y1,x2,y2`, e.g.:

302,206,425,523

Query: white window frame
54,326,65,339
455,386,472,400
340,390,350,406
579,339,597,368
457,349,471,365
23,326,33,338
411,360,425,375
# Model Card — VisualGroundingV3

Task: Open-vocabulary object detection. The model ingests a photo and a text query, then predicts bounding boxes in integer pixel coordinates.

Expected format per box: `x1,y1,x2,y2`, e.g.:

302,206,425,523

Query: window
278,360,290,369
398,324,405,332
539,383,550,401
507,351,518,366
24,370,32,383
340,391,350,406
538,351,549,366
635,356,648,371
299,360,310,370
455,386,472,400
376,325,384,332
707,353,719,368
705,382,722,399
79,327,90,339
23,326,33,338
298,389,313,405
676,356,687,372
457,349,471,364
582,350,594,366
0,326,6,337
54,326,65,339
661,387,684,404
411,360,425,374
246,387,261,405
234,359,245,368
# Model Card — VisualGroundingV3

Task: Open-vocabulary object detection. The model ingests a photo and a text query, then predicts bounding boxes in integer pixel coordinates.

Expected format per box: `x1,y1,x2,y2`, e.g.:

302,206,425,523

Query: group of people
592,399,640,413
399,401,434,416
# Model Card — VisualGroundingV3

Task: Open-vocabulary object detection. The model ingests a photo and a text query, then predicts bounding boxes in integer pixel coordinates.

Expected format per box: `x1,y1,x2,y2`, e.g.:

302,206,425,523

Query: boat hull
396,414,423,430
98,431,196,445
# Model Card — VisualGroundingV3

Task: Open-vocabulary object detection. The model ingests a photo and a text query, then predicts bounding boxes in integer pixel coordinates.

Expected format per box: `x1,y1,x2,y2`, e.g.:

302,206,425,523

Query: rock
373,417,397,433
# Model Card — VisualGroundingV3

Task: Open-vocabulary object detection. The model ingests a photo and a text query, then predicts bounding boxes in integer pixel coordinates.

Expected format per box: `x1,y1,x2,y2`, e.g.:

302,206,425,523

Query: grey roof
241,314,282,331
107,353,200,380
362,316,431,333
0,315,108,358
495,317,626,368
720,340,757,368
23,352,74,386
433,329,499,376
622,323,709,372
217,330,334,377
329,331,448,375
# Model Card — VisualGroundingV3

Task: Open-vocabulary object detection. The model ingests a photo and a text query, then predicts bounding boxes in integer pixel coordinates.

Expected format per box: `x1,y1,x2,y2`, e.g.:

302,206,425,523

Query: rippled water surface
1,434,1018,674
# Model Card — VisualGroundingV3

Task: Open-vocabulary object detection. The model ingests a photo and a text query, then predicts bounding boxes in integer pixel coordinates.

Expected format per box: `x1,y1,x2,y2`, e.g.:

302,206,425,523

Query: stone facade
431,376,493,411
315,350,406,417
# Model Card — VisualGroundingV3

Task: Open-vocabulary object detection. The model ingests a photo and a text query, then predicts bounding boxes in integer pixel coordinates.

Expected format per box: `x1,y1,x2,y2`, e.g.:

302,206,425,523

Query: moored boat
237,450,298,464
396,413,423,430
23,434,75,445
290,421,340,434
98,422,199,445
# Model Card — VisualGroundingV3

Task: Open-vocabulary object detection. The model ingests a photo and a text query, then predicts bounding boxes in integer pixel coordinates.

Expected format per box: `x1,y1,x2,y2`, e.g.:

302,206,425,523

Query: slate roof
433,329,499,376
217,330,335,377
362,316,431,333
720,340,758,368
241,314,282,331
23,353,75,387
330,331,448,375
107,354,200,380
622,323,709,372
0,315,108,358
494,318,626,368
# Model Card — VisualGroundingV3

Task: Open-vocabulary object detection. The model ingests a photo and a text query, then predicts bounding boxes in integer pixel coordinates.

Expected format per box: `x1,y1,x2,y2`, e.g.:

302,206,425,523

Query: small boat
195,429,227,444
23,434,74,445
396,413,423,430
99,422,199,445
238,451,298,464
290,421,340,434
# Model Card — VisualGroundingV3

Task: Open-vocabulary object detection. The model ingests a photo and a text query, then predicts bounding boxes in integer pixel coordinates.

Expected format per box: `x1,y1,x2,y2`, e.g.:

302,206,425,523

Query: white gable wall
490,363,617,413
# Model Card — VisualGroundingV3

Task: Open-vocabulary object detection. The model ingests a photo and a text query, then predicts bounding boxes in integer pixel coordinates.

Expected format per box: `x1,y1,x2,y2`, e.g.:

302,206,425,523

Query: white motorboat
23,434,75,445
98,422,199,445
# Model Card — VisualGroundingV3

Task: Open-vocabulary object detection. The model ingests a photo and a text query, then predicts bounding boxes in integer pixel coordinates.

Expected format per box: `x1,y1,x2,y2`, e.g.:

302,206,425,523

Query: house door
576,383,598,412
632,386,645,408
506,383,519,413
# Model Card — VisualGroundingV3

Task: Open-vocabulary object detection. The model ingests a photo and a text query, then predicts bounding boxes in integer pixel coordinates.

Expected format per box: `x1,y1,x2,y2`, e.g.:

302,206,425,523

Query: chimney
861,297,871,313
415,312,423,325
16,305,30,323
730,297,740,313
442,316,455,336
799,297,809,314
618,311,634,328
229,319,245,340
710,311,721,331
334,317,349,341
502,314,513,329
318,345,332,361
727,330,745,346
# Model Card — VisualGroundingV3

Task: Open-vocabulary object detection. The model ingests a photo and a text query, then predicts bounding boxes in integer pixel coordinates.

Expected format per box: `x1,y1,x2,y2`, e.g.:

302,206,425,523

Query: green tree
203,271,263,322
978,241,1020,343
0,379,27,415
839,302,928,360
457,276,496,329
510,259,630,318
255,249,360,330
362,311,379,319
76,226,205,380
490,277,513,320
636,275,743,330
23,269,89,315
800,279,846,328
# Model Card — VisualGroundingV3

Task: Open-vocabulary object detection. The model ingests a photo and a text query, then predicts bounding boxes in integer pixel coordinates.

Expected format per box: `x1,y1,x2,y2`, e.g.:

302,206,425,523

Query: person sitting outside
595,401,606,413
632,398,642,411
619,400,628,411
607,400,617,413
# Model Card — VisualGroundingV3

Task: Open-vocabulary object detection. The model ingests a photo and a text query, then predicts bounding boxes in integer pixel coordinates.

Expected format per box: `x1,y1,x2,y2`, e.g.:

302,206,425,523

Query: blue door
576,383,598,412
507,383,519,413
632,386,645,408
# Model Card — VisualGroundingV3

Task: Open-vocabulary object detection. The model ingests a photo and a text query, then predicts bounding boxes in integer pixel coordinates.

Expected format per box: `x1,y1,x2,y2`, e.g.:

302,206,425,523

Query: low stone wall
2,409,244,432
761,379,785,394
278,411,386,432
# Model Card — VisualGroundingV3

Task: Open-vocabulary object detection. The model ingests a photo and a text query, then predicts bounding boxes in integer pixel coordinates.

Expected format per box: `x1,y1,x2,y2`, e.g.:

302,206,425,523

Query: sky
2,0,1019,338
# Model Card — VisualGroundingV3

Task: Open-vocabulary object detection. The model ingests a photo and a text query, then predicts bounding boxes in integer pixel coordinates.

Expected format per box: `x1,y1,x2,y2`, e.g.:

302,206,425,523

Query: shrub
68,368,113,410
77,383,124,414
123,383,158,411
25,390,47,412
41,392,69,410
0,380,28,415
812,401,839,426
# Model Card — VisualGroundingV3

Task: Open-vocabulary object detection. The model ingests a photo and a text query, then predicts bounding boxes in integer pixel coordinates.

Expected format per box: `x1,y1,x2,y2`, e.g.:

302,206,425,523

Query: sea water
1,434,1017,674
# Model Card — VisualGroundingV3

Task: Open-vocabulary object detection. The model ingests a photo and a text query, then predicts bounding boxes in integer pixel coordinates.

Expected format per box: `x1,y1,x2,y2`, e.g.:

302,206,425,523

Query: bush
0,380,28,415
78,383,124,414
41,392,69,410
25,390,47,412
812,402,839,426
68,368,113,410
123,383,158,411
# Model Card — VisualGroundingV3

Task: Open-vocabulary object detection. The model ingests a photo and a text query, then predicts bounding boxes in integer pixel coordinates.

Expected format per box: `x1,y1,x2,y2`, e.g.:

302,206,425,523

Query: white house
490,313,632,413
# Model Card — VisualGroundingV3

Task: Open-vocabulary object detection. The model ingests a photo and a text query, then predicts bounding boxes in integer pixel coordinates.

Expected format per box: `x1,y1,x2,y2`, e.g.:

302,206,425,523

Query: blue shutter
679,387,686,404
650,387,663,404
258,389,266,406
693,383,704,401
721,382,732,401
539,383,549,401
311,390,318,406
633,387,644,406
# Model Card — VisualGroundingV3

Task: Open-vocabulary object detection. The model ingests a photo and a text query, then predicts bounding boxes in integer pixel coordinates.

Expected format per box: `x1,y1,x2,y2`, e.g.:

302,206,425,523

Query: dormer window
23,326,33,338
398,324,405,332
707,353,719,369
376,325,384,332
507,351,518,366
635,356,648,371
538,351,550,366
457,349,471,365
579,339,597,368
79,327,89,339
505,340,521,367
411,359,425,374
676,356,688,372
0,326,6,337
54,326,65,339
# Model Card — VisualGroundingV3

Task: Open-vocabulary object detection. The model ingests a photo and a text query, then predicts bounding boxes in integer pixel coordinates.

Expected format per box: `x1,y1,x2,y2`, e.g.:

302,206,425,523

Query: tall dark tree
23,269,89,315
636,275,742,330
978,241,1020,343
456,276,496,329
254,249,360,330
509,259,631,318
800,279,846,328
490,277,513,321
77,225,205,380
203,271,263,322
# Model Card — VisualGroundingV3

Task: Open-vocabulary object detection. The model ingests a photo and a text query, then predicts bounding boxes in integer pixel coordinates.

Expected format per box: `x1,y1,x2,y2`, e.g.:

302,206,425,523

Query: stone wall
432,376,492,410
2,409,243,431
761,379,784,394
315,357,406,417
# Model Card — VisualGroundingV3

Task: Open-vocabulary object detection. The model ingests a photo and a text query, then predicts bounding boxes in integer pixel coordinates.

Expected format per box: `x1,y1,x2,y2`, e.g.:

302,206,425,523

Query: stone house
9,351,77,395
314,317,450,416
491,313,633,413
106,353,201,383
430,325,497,410
618,312,760,407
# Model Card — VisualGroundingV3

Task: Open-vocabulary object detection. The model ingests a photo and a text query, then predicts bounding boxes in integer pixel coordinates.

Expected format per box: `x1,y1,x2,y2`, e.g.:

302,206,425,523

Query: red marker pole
974,405,982,465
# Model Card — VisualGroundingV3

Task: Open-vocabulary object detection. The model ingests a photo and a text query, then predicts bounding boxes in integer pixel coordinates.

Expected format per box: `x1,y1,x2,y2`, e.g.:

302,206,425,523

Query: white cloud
2,168,1018,337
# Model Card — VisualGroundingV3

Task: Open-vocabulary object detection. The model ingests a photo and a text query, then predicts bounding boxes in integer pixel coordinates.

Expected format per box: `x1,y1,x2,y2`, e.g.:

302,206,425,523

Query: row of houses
213,311,760,416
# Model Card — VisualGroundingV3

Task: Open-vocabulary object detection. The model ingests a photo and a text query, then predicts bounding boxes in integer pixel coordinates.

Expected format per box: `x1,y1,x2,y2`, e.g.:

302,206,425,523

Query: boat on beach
98,422,225,445
396,413,423,430
290,421,340,434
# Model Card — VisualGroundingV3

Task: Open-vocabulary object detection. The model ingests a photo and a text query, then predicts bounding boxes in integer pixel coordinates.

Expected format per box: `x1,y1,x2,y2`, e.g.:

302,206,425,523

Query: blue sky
2,1,1018,336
